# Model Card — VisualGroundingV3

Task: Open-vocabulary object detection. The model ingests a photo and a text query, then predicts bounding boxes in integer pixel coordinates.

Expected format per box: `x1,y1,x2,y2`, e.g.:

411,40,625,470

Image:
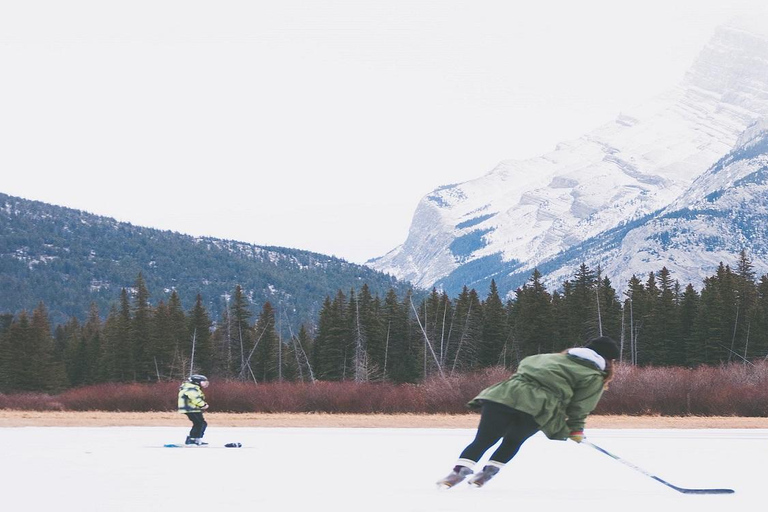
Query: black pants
459,401,540,465
186,412,207,439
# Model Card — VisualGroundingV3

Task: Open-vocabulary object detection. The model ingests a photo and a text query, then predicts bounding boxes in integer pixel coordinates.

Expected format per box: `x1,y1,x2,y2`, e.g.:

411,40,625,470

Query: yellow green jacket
178,382,208,413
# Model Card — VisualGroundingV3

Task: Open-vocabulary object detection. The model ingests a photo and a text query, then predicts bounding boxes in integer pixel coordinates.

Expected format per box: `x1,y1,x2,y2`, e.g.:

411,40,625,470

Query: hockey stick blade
657,478,734,495
583,441,734,495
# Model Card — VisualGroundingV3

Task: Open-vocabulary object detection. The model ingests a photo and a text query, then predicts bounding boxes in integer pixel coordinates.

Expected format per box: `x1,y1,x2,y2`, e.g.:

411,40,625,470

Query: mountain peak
371,21,768,297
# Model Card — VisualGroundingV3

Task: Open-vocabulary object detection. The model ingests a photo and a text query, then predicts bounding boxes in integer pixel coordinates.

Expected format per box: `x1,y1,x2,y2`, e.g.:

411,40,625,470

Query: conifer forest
1,250,765,393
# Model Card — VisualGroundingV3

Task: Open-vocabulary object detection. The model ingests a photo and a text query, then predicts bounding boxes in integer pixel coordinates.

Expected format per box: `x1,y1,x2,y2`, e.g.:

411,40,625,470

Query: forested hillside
0,193,413,330
2,252,766,393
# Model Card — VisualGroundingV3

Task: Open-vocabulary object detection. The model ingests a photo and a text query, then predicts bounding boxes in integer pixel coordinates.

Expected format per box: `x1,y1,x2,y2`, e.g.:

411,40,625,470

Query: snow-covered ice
1,426,763,511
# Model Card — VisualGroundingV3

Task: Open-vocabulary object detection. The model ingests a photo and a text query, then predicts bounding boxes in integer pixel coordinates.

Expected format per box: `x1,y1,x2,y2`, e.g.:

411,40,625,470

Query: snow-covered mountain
541,119,768,291
369,20,768,297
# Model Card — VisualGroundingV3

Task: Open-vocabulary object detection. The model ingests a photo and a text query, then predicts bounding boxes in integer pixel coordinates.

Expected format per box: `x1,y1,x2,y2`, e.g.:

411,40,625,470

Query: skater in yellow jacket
178,374,210,445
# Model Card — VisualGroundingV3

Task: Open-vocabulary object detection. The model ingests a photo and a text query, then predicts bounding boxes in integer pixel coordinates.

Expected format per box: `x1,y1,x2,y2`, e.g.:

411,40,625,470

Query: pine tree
623,275,645,365
512,270,555,358
131,273,153,380
290,324,315,382
680,284,701,365
640,270,667,365
230,285,254,379
596,273,623,342
188,294,214,377
656,267,684,365
695,274,728,365
446,286,482,374
313,291,349,381
61,317,87,387
478,280,507,367
380,289,416,383
251,301,279,382
102,290,133,381
752,276,768,361
82,302,103,384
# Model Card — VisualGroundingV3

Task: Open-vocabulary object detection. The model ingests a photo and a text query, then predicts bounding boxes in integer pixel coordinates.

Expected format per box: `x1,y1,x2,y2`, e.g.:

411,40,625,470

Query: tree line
1,251,766,393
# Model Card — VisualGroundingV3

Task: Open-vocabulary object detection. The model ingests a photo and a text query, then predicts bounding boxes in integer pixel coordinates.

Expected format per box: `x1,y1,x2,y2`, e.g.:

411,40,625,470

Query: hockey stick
583,440,734,495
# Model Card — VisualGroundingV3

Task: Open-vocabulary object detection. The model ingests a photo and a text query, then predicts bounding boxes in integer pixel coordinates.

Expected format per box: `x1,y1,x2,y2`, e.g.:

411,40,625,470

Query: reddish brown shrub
58,382,178,411
3,363,768,415
0,393,63,411
597,362,768,416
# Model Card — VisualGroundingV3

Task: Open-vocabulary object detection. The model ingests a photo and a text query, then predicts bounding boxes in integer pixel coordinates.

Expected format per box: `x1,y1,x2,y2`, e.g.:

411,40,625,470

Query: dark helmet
189,374,209,385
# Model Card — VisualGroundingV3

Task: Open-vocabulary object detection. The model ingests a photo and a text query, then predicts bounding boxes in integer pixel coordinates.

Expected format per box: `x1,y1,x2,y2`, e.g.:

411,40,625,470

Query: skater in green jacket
437,336,620,488
178,374,210,446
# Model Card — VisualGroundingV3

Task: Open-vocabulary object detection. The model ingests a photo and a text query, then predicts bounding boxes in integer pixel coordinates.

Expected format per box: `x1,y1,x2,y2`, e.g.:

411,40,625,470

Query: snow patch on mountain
370,20,768,297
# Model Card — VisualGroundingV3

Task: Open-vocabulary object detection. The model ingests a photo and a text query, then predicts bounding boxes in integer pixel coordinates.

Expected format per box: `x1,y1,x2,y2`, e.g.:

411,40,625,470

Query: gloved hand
569,430,585,443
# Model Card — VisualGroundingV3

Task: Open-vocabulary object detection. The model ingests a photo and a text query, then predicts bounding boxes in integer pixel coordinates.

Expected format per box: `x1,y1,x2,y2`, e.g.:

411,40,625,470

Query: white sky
2,1,767,264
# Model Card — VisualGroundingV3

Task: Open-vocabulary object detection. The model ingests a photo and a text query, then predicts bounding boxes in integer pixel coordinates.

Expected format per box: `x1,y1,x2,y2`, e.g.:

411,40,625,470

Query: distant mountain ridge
0,193,412,328
369,19,768,297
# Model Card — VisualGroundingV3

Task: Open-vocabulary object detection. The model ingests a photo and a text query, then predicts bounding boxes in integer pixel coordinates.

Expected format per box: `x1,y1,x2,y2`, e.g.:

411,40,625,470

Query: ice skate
436,465,473,489
467,465,500,487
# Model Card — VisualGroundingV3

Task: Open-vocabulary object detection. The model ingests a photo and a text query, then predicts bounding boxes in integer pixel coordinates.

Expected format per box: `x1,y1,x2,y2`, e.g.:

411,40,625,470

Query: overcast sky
2,1,767,264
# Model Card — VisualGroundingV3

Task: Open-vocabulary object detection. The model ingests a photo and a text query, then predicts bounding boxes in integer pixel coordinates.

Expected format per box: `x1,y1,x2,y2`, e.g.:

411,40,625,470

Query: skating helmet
189,374,209,385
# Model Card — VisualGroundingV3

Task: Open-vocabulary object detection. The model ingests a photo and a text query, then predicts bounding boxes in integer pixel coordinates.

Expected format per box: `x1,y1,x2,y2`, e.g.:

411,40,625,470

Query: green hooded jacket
468,351,607,440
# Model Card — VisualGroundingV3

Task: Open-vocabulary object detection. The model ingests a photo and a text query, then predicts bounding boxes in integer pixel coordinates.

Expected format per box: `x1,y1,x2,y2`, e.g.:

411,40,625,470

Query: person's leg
467,409,540,487
187,413,205,438
456,401,518,466
198,414,208,438
437,401,517,487
487,409,540,465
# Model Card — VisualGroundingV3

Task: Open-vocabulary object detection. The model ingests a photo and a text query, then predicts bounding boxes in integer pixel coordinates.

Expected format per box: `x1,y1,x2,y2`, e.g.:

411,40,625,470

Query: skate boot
194,438,208,446
436,465,473,489
468,465,500,487
185,436,196,445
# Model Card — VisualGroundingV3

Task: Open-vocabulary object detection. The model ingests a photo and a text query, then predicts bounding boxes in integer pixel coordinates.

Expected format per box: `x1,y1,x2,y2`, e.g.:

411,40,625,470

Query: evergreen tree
82,302,103,384
163,291,189,379
640,271,666,365
512,270,554,358
150,301,171,379
379,289,416,382
0,305,67,392
560,263,599,345
679,284,701,365
596,273,623,342
230,285,254,379
752,276,768,361
446,286,482,375
623,275,645,365
478,280,507,367
291,324,315,382
131,273,153,380
357,285,385,380
188,294,214,377
102,290,133,381
656,268,684,365
61,317,87,387
251,301,279,382
0,312,32,391
695,274,728,365
313,291,349,381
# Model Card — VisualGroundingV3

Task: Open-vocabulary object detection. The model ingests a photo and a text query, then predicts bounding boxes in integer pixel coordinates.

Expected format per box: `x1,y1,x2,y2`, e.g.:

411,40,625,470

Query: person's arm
188,389,208,410
565,375,604,437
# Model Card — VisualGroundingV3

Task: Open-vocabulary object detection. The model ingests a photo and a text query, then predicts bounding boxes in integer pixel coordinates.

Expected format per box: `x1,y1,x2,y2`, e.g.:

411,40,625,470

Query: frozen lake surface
1,426,764,511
